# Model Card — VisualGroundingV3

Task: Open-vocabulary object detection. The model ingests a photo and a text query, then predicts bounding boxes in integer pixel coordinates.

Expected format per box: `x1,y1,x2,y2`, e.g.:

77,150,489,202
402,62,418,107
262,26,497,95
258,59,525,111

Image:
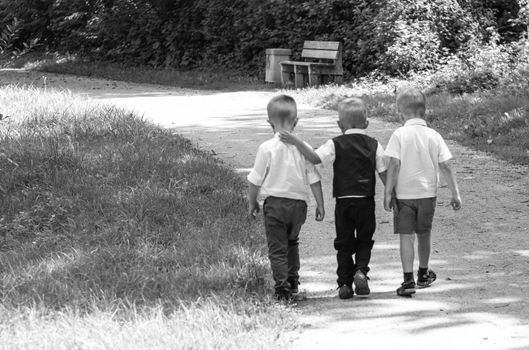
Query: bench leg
334,74,343,85
294,65,303,89
281,67,289,88
281,65,286,87
281,64,297,89
308,67,318,87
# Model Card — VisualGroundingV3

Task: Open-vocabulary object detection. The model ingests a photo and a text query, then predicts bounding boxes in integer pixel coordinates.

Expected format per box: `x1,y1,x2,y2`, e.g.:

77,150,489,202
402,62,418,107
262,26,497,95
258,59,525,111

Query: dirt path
3,70,529,349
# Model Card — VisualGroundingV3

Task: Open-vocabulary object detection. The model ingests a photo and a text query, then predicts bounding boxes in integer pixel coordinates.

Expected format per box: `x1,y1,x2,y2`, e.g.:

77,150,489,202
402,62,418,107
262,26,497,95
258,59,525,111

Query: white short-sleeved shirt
315,129,388,198
247,133,321,202
384,118,452,199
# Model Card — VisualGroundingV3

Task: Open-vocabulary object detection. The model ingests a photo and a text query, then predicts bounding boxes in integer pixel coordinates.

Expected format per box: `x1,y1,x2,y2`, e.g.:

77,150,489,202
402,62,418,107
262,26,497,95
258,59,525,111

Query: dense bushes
0,0,527,77
371,0,481,75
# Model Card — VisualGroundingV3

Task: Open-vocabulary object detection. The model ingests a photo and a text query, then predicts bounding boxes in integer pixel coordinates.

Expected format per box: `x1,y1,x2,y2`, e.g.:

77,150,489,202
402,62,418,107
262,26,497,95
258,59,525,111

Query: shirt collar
344,128,367,135
404,118,427,127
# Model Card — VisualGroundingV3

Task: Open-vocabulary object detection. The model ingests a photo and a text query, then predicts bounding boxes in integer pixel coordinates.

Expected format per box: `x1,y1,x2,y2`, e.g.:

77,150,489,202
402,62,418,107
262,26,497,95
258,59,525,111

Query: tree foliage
0,0,527,76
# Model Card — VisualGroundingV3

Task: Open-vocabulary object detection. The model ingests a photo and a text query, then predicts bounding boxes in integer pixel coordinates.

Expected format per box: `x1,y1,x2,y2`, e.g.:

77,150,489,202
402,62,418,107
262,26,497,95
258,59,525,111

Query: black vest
332,133,378,197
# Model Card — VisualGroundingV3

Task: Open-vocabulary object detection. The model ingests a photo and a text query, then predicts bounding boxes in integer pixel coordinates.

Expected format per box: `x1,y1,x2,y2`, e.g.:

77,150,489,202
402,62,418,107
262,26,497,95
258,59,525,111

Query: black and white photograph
0,1,528,349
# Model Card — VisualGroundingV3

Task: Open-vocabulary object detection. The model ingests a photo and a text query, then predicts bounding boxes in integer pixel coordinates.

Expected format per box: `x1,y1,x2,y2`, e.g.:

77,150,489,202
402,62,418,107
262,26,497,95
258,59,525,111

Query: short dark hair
338,97,367,126
267,94,297,123
396,88,426,116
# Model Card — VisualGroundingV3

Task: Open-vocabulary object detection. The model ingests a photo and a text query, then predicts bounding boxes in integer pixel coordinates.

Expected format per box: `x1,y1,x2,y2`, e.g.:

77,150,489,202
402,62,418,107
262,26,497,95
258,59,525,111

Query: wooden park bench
280,41,343,88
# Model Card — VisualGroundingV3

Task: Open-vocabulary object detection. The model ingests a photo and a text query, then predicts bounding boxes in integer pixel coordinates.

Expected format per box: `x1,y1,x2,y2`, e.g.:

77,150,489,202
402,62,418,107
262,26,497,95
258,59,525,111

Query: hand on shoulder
278,130,298,145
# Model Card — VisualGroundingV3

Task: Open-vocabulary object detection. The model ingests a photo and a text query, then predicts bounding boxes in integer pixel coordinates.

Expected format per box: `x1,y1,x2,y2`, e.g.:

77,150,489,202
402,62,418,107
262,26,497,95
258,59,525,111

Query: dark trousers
263,196,307,292
334,197,376,287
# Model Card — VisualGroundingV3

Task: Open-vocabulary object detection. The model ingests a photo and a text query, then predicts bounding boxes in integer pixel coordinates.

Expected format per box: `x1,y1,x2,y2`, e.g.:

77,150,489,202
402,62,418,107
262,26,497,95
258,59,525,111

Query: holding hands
383,193,396,212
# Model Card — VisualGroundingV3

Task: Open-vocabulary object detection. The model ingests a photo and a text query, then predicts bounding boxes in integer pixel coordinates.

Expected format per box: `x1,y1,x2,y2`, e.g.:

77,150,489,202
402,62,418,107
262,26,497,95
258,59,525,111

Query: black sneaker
353,270,370,297
274,288,292,302
338,284,354,299
396,280,416,297
417,269,437,288
289,280,299,294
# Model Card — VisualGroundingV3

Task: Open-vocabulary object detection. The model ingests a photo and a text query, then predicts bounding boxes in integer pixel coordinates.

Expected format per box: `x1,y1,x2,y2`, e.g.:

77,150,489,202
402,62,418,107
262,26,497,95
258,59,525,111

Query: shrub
426,32,529,95
2,0,527,77
372,0,482,76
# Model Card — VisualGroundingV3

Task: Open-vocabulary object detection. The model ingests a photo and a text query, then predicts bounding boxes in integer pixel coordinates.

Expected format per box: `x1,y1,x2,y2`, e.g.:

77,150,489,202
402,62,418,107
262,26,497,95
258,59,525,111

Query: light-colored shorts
393,197,436,235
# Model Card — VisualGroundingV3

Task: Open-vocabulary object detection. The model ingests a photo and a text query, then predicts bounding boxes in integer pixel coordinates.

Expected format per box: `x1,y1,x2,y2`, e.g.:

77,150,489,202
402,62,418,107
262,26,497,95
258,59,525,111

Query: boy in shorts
383,87,462,297
248,94,325,301
280,97,387,299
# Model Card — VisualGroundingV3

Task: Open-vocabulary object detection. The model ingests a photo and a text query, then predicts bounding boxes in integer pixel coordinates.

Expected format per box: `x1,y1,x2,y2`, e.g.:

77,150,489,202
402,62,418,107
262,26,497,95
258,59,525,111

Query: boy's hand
278,130,297,145
249,201,260,218
450,196,462,210
383,193,395,212
315,205,325,221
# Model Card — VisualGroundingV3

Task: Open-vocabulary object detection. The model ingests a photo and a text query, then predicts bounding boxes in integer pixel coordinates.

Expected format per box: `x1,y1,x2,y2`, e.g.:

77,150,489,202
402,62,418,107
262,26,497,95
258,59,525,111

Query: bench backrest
301,41,342,69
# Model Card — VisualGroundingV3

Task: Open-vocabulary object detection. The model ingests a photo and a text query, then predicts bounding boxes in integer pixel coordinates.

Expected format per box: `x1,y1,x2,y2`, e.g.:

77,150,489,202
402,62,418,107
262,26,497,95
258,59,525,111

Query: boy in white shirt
384,87,462,297
247,94,325,301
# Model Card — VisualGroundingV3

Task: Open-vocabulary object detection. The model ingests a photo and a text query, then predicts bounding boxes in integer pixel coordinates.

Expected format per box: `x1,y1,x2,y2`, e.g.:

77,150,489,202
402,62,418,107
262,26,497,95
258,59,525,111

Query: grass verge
12,53,270,91
0,297,294,349
0,86,293,348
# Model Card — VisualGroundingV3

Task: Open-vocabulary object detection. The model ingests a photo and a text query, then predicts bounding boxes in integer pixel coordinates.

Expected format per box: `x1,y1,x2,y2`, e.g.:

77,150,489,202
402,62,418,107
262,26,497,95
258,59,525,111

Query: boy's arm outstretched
279,131,322,164
439,160,462,210
310,181,325,221
384,157,400,212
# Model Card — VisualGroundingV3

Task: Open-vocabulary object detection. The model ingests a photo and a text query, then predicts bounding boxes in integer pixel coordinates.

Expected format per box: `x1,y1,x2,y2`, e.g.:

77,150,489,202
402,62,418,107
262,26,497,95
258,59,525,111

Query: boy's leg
394,199,418,275
352,197,376,296
334,199,356,289
397,233,416,296
263,197,291,297
417,232,431,268
416,232,437,287
416,198,437,287
416,197,436,269
394,199,418,296
353,197,376,275
399,233,415,274
286,200,307,292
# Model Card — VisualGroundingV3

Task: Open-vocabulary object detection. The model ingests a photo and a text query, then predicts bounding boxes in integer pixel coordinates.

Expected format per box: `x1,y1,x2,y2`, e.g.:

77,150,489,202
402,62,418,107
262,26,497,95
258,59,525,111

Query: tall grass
0,298,294,349
0,86,292,348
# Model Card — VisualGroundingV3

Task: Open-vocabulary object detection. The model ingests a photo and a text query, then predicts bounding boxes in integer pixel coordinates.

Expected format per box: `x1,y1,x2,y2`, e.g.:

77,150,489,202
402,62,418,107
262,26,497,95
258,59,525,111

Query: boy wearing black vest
280,98,387,299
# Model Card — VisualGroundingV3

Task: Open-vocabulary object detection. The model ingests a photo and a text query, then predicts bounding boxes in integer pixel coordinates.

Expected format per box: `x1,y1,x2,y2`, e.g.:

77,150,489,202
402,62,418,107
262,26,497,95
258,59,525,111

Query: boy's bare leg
417,232,431,269
399,234,415,275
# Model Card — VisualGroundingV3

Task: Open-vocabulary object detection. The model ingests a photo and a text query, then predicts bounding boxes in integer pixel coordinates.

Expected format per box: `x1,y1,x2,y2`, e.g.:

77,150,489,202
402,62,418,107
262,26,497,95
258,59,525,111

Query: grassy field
0,86,293,349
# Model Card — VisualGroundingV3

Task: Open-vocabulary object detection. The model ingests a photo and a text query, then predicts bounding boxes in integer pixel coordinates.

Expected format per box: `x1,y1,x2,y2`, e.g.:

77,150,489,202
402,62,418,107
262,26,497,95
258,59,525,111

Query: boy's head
267,94,298,132
396,88,426,120
337,97,368,132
